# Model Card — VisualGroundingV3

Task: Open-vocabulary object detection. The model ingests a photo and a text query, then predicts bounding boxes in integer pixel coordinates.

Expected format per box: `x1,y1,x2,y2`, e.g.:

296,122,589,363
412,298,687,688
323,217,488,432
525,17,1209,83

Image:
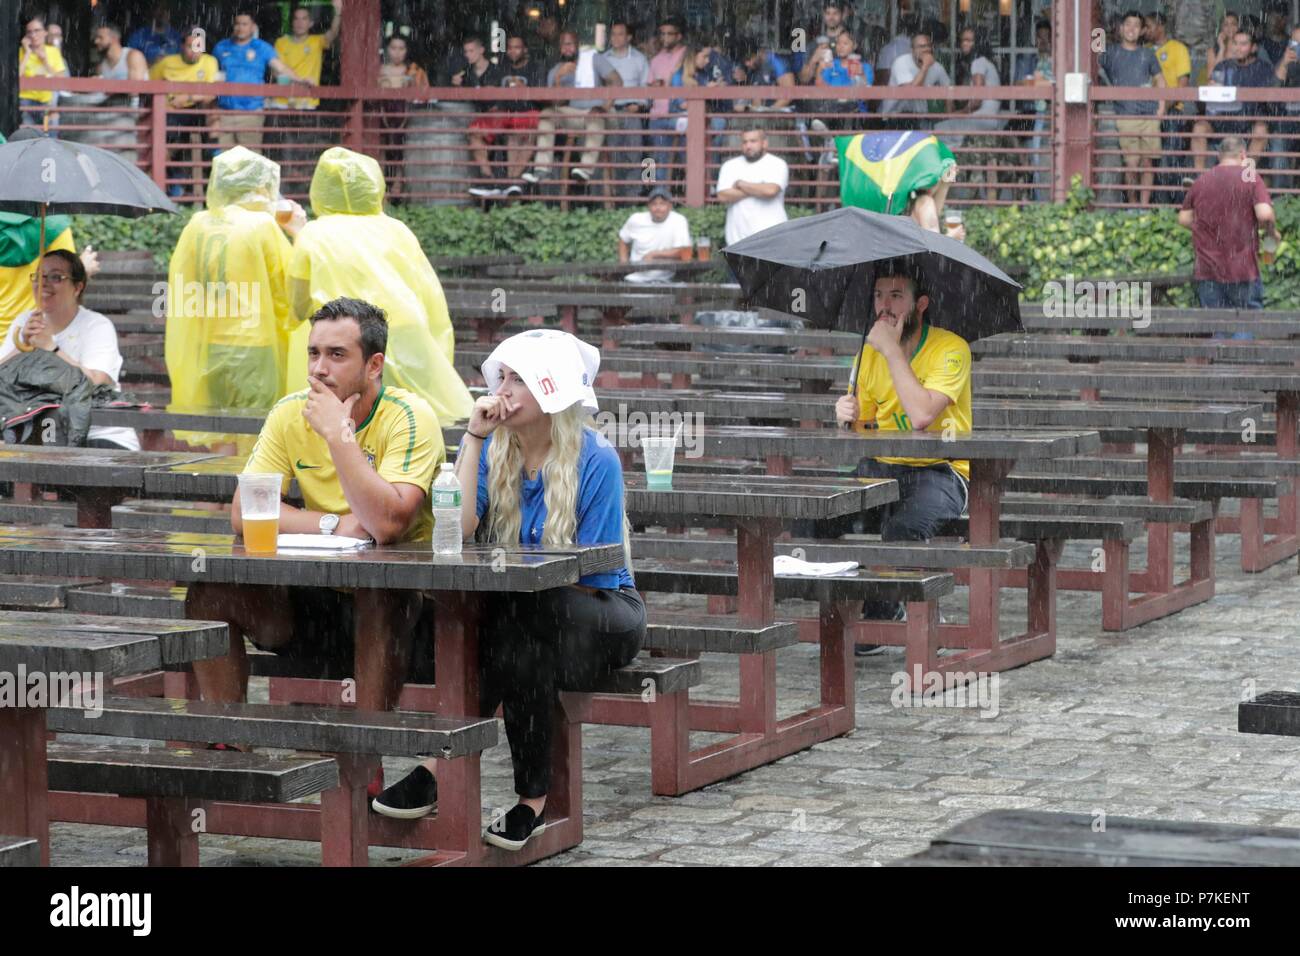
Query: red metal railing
20,76,1052,210
1088,86,1300,209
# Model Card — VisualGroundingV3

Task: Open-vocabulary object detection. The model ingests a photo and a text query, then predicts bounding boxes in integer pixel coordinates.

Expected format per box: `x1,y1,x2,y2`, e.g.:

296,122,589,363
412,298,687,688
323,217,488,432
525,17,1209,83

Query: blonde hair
483,404,633,569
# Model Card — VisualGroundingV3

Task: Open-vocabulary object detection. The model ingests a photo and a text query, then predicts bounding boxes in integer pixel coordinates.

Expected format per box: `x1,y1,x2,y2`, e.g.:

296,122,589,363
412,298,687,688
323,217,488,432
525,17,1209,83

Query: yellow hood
309,147,385,216
206,146,281,213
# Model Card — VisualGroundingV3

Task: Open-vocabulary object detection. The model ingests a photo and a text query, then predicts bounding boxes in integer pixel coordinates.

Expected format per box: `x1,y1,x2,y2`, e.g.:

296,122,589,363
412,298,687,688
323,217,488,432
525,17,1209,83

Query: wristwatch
319,513,340,535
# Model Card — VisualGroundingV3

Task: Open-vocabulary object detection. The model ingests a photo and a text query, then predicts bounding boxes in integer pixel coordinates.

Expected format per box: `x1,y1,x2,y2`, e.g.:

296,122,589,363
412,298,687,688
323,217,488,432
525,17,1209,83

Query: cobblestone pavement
50,532,1300,866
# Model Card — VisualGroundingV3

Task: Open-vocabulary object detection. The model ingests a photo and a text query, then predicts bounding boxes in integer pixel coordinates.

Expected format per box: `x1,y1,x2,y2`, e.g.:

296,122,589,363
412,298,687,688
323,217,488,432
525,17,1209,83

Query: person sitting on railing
93,23,149,89
617,185,692,284
19,16,69,136
797,1,858,85
874,13,919,87
466,34,545,198
733,39,795,113
127,3,181,66
933,27,1002,150
604,22,652,198
521,30,623,189
454,35,507,195
1145,12,1192,202
1012,18,1052,202
812,30,873,130
1191,28,1275,173
879,29,951,129
150,30,219,200
1098,11,1167,208
211,8,302,153
686,41,737,146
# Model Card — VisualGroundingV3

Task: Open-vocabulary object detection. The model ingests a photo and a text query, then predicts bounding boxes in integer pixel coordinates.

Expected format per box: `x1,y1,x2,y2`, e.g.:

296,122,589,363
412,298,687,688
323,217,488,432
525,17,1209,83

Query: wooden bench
1006,471,1293,573
66,583,187,620
45,742,338,867
0,574,101,610
0,834,40,867
48,695,499,866
896,809,1300,866
0,500,76,526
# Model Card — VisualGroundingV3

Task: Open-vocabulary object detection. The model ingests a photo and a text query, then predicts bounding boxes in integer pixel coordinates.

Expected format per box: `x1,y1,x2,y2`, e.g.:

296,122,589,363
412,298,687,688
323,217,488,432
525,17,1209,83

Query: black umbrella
722,206,1021,341
0,133,177,350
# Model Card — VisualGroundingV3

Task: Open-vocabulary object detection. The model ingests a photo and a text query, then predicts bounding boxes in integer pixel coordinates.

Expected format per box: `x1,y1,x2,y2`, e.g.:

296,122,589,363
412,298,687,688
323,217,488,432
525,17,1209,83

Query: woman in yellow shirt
19,16,69,134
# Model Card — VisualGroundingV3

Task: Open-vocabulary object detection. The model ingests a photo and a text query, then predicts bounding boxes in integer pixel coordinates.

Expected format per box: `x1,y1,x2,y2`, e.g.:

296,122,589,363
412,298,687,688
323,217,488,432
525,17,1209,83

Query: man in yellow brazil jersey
187,298,444,738
831,264,971,639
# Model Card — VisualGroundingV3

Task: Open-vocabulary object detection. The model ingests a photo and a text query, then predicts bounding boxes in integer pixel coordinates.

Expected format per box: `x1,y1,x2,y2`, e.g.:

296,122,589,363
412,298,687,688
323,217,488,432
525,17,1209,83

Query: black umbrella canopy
0,135,178,217
722,206,1022,341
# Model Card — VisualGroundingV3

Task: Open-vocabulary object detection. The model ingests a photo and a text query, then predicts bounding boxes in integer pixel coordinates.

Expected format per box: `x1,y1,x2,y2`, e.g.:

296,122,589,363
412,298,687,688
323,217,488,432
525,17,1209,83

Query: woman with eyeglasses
0,249,140,450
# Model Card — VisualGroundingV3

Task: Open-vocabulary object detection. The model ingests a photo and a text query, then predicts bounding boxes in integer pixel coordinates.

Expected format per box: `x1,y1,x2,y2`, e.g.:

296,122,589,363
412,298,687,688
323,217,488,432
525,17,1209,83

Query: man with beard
522,30,623,187
187,297,442,756
830,265,971,642
715,128,789,246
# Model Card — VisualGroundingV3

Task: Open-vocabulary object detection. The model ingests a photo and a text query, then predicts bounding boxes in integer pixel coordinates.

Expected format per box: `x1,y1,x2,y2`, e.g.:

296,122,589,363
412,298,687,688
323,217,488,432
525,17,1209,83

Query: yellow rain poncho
287,147,471,425
164,147,295,451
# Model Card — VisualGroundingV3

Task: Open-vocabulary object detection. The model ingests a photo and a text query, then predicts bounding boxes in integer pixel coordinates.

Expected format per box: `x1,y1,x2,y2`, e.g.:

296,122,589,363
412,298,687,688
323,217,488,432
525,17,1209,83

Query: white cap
481,329,601,414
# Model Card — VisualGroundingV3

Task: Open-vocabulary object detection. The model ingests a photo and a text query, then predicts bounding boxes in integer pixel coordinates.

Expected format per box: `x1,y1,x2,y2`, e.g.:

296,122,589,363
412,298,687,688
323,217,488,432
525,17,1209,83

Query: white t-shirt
716,153,789,247
618,210,691,284
0,306,141,450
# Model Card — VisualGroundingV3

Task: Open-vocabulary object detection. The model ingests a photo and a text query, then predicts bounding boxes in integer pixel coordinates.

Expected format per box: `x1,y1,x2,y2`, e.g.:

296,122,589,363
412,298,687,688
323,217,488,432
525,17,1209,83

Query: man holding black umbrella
832,262,971,633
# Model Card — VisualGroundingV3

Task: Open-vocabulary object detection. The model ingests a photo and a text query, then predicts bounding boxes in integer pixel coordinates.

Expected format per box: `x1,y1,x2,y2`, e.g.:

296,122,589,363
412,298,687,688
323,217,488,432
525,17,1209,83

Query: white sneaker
502,185,523,196
520,170,541,184
571,168,593,182
468,186,502,198
810,118,829,132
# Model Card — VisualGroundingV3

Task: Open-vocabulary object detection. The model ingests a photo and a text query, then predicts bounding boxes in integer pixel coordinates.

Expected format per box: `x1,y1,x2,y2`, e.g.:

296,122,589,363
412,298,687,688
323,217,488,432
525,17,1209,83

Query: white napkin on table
275,534,371,551
774,555,860,577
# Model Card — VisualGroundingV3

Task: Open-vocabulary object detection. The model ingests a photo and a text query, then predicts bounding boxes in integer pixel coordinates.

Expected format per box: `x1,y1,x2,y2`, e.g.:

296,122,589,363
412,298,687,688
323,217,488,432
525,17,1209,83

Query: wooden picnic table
673,426,1099,679
0,524,623,867
429,254,525,273
485,260,725,280
0,447,218,527
600,473,900,791
609,322,856,352
977,397,1280,612
972,333,1300,364
1020,313,1300,337
0,608,229,864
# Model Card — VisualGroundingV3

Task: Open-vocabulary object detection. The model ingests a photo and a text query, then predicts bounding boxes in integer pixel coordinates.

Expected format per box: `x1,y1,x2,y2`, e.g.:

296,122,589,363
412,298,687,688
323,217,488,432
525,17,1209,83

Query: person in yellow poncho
286,147,472,425
164,146,298,453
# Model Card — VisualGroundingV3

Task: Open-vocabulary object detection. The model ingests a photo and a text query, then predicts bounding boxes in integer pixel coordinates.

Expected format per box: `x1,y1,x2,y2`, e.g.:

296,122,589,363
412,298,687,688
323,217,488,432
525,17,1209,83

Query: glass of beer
237,473,282,555
275,199,296,228
696,237,711,262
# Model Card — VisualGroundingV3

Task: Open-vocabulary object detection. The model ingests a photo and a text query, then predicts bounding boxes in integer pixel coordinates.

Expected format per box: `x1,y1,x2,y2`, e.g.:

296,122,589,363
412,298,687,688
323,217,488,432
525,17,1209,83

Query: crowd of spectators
23,1,1300,206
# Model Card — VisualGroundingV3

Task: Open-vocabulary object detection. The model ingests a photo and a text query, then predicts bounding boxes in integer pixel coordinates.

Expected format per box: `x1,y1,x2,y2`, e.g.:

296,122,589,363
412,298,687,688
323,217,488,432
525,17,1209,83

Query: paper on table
276,534,371,551
774,555,860,577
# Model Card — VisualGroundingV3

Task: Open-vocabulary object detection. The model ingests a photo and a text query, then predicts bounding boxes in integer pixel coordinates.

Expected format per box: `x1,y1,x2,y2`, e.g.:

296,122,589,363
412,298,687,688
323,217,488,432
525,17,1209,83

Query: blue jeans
1199,279,1260,338
794,459,969,619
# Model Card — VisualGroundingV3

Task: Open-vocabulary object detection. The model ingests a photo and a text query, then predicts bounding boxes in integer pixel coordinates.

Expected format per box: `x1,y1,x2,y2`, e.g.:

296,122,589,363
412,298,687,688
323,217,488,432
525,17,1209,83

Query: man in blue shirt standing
212,9,298,152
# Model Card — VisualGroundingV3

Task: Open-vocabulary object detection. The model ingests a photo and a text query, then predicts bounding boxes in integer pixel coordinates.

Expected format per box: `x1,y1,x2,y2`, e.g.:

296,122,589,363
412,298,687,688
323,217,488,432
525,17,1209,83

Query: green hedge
70,179,1300,307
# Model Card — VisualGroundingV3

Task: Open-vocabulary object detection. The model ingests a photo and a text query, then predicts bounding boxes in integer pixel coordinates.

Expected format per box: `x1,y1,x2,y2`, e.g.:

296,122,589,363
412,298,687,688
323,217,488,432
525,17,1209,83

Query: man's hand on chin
303,376,360,446
866,317,905,358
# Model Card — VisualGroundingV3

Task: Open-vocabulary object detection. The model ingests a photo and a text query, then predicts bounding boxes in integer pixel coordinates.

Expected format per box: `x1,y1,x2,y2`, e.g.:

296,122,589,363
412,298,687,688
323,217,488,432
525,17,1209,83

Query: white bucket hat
481,329,601,414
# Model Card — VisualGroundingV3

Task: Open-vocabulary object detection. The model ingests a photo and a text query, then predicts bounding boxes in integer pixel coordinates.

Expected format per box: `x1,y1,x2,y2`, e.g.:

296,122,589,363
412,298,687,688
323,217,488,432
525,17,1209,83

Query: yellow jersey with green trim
244,385,444,542
850,323,972,480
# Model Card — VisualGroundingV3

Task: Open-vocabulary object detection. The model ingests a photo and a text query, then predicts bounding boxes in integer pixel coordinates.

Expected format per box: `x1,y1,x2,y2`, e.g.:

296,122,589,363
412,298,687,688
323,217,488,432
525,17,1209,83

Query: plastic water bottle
431,462,463,555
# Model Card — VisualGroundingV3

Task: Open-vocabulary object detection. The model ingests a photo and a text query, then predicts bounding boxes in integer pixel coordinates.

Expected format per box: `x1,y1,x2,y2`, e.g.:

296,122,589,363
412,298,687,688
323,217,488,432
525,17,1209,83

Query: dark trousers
798,459,967,618
1197,279,1259,311
479,586,645,798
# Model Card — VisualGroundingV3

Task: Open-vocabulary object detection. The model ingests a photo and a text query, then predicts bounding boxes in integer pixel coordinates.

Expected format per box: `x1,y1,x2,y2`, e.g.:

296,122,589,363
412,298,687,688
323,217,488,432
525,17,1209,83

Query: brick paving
50,533,1300,866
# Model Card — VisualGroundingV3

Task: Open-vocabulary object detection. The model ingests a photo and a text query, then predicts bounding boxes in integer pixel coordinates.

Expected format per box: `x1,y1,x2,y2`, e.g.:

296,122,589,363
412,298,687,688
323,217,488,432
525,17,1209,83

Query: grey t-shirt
1098,45,1162,115
603,46,650,106
881,54,953,114
548,52,617,109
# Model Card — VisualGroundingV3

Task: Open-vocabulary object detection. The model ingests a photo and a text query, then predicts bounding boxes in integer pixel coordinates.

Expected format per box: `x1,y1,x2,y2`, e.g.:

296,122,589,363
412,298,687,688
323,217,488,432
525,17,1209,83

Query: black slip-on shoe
371,765,438,820
483,804,547,851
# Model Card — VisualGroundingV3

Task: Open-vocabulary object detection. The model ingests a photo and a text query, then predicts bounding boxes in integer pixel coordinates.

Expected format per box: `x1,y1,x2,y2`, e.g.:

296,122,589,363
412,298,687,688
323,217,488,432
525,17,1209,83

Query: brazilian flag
836,131,956,216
